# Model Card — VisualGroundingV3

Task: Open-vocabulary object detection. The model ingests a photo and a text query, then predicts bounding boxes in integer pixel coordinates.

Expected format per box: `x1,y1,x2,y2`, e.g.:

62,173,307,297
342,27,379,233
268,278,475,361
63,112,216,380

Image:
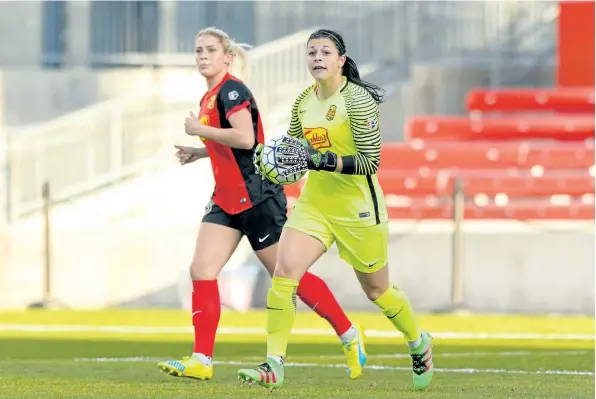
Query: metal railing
5,29,319,222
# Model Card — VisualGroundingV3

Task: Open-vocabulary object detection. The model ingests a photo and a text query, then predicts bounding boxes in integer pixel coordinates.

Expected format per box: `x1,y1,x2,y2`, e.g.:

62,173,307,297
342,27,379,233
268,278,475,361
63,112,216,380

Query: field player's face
306,38,345,82
195,34,232,78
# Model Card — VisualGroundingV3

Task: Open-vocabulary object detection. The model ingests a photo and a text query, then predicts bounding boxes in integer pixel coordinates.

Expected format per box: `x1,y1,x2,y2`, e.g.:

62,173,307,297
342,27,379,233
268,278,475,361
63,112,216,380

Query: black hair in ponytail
308,29,385,104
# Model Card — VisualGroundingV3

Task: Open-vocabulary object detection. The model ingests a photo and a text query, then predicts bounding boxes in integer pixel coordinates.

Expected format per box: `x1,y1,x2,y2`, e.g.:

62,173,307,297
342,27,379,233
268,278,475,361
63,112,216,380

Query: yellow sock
373,286,421,341
266,276,299,357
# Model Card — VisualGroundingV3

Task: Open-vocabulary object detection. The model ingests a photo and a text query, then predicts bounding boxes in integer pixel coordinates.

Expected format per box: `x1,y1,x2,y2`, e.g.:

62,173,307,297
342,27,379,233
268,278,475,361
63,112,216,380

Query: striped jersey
288,78,387,226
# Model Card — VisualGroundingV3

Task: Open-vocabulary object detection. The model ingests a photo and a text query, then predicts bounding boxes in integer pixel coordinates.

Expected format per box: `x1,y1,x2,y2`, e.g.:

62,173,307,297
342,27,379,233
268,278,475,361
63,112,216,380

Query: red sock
191,280,221,357
297,272,352,336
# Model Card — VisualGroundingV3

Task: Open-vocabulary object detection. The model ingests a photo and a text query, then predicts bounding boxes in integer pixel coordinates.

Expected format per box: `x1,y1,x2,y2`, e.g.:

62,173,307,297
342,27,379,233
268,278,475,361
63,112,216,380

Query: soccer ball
258,135,307,185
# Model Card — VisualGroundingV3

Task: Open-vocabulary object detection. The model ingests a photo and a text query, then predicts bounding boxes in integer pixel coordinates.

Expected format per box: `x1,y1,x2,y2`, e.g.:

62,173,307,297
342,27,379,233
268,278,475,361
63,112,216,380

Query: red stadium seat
381,141,595,171
520,142,595,169
393,84,594,220
404,116,595,141
385,197,594,220
380,142,521,170
378,170,595,197
466,87,595,113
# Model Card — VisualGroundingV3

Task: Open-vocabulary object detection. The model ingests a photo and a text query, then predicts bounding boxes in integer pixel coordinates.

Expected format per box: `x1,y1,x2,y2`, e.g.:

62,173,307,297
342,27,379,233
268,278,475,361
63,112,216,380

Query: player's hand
276,137,337,173
298,138,326,171
184,112,206,136
174,145,202,165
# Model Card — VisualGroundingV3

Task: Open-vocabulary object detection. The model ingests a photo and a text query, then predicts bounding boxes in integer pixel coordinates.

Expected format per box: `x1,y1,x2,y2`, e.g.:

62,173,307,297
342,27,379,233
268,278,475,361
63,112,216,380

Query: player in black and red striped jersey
157,27,364,381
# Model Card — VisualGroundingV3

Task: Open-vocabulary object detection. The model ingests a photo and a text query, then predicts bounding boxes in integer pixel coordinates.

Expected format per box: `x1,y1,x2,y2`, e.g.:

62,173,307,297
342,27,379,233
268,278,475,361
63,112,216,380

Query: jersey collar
201,72,231,104
207,72,231,95
314,76,347,100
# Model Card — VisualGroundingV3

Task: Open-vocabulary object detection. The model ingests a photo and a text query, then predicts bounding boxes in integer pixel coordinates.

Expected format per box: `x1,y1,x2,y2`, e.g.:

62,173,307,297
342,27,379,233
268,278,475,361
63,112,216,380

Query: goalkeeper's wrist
314,151,338,172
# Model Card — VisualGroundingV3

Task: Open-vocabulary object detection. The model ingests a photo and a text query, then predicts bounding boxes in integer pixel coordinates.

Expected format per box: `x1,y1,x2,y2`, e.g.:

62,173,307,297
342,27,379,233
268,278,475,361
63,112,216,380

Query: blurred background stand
28,181,66,310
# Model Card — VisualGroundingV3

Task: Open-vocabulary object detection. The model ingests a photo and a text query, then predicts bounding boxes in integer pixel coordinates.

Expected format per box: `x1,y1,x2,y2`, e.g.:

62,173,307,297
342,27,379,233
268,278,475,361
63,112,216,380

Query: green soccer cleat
238,358,284,389
410,331,434,390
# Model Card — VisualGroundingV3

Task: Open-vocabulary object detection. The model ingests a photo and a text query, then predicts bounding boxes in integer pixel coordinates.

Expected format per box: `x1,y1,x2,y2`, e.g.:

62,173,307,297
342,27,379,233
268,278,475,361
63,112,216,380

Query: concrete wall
0,2,42,66
1,197,593,314
0,159,592,314
304,224,594,315
0,67,201,126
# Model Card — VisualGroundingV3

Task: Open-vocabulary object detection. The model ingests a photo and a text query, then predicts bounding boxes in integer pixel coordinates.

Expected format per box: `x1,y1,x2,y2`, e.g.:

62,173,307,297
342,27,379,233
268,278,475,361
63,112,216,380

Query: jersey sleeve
345,87,381,175
287,85,313,139
219,80,252,120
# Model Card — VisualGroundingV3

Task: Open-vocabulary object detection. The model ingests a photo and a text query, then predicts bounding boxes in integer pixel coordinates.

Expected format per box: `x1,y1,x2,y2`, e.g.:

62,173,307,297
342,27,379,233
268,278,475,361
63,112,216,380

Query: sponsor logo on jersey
228,90,239,101
365,119,378,130
303,127,332,150
326,105,337,121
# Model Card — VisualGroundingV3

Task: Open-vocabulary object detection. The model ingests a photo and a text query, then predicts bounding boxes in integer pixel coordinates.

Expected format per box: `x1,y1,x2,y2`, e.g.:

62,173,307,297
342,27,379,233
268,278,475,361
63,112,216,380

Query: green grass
0,310,594,398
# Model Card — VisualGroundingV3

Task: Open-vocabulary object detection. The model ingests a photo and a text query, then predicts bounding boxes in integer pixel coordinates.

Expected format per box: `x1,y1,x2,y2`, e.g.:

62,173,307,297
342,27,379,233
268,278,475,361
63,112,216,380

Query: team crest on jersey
365,119,378,130
303,127,331,150
228,91,239,101
207,96,216,110
325,105,337,121
199,116,209,143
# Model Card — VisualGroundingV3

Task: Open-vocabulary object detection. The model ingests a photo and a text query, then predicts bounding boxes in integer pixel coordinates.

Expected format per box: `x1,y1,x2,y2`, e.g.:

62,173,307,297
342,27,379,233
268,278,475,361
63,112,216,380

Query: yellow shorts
284,202,388,274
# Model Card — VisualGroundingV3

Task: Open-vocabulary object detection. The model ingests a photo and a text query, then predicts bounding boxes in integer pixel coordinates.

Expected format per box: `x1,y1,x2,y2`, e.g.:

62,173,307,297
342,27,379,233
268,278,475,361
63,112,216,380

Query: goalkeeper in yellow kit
238,29,434,391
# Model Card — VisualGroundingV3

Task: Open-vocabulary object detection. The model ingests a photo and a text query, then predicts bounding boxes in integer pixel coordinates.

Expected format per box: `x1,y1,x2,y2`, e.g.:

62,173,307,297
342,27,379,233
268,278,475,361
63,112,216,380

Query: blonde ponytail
228,41,252,80
196,27,252,80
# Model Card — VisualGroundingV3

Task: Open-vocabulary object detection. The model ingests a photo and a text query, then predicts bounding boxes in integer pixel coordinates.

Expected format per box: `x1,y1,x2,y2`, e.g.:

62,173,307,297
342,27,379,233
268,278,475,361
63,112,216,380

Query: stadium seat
381,141,595,171
520,143,595,169
380,142,521,170
378,170,595,197
404,115,595,141
385,197,595,220
466,87,595,114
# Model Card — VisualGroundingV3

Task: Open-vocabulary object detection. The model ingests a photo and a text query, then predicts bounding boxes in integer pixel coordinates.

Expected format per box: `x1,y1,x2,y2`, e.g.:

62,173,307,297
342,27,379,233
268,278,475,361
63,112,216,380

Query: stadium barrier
1,84,593,313
5,29,314,222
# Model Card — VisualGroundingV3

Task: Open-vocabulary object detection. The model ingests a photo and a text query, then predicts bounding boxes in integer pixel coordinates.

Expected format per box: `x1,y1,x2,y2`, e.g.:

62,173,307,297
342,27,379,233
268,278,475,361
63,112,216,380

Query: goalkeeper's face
195,34,233,78
306,38,346,82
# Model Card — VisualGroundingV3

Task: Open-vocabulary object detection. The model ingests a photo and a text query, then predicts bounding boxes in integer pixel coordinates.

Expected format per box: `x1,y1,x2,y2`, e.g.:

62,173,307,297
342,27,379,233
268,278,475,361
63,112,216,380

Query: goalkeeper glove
275,137,337,175
298,138,338,172
252,143,266,179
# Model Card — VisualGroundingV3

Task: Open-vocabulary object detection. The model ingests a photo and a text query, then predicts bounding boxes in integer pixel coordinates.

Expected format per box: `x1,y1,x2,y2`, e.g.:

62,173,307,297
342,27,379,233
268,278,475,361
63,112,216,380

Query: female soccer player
238,29,434,390
157,27,365,382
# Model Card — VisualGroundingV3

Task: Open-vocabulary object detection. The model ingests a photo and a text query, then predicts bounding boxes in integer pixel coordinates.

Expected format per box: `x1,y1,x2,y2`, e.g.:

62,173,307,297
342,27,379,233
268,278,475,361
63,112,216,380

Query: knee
189,258,220,281
363,284,390,302
273,253,302,281
273,263,294,280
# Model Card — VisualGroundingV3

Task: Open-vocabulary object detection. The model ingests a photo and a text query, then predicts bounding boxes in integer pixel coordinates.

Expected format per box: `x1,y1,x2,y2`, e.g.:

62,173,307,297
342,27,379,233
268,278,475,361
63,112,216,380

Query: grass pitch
0,310,593,398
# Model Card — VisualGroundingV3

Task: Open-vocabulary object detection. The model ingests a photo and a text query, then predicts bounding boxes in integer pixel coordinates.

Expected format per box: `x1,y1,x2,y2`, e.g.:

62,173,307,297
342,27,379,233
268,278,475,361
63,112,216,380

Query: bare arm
197,108,255,150
174,145,209,165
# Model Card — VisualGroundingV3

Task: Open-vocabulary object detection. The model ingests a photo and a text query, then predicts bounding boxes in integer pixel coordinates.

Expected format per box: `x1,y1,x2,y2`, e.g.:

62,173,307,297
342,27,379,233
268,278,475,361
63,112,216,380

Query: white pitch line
246,350,591,360
73,357,595,377
70,350,589,363
1,324,593,341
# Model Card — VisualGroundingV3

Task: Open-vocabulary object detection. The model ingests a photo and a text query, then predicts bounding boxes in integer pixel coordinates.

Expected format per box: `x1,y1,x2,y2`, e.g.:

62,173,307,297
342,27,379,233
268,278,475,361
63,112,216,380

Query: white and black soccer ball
258,135,308,185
